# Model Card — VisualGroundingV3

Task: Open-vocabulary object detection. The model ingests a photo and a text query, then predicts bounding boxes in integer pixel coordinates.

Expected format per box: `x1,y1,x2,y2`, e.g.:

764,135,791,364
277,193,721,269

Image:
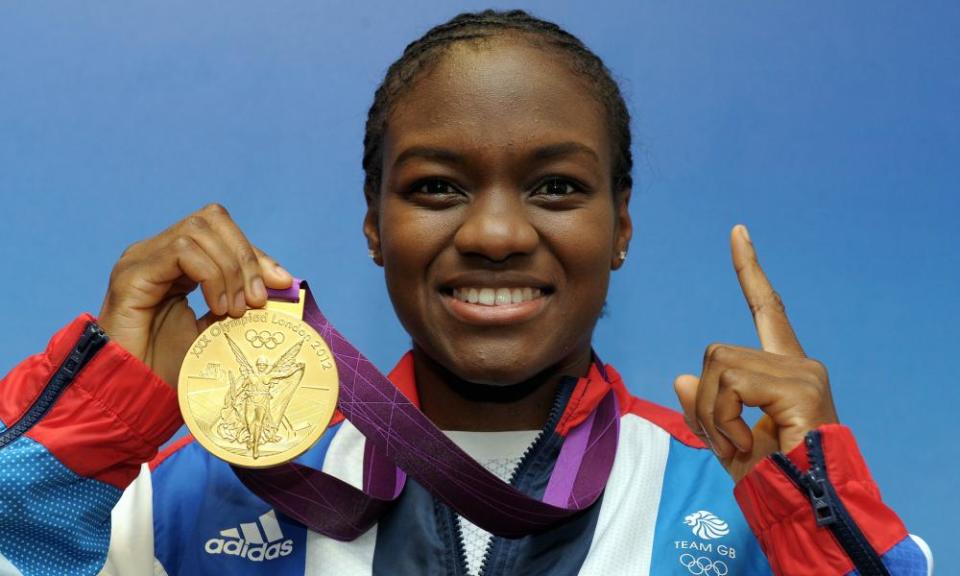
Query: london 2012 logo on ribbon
683,510,730,540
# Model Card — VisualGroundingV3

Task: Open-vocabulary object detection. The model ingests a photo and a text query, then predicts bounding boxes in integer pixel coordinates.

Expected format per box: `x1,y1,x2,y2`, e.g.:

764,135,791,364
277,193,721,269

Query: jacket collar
383,351,627,438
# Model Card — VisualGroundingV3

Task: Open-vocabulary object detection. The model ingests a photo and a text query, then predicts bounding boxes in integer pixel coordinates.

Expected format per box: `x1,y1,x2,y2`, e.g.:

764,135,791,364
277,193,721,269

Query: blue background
1,0,956,561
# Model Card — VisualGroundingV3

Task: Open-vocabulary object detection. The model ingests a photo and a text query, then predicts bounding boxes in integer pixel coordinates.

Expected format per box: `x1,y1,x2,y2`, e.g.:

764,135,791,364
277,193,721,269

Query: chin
447,361,537,387
430,337,580,387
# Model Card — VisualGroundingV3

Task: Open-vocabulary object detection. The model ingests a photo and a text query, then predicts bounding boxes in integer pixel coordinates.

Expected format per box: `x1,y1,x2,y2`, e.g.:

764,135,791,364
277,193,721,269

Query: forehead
384,37,609,166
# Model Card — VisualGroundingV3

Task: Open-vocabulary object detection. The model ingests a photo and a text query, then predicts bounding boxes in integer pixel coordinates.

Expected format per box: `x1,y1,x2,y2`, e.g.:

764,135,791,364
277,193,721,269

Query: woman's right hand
98,204,293,388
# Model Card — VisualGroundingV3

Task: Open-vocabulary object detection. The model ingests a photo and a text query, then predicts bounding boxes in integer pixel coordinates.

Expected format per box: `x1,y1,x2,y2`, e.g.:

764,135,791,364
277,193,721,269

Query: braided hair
362,9,633,198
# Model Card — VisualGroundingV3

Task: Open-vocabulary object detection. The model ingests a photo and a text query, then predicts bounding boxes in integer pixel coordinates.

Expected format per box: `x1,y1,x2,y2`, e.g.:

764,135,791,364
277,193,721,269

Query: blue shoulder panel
649,437,771,575
0,420,121,576
152,422,344,575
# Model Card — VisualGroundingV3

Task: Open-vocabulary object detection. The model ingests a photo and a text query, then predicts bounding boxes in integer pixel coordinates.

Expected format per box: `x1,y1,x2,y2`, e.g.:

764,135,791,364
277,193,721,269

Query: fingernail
234,291,246,311
740,224,751,243
251,277,266,301
274,264,290,278
217,293,228,314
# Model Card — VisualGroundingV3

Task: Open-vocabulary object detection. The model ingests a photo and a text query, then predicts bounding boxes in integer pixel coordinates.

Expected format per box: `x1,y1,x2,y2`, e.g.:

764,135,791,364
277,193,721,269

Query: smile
441,287,551,326
451,287,542,306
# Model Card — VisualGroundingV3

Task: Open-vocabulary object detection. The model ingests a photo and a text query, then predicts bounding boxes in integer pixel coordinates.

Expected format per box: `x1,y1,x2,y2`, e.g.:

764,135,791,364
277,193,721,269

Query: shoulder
605,364,706,450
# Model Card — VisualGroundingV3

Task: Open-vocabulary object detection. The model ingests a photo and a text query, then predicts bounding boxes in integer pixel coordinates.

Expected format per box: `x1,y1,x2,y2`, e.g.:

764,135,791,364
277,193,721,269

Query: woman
0,10,929,576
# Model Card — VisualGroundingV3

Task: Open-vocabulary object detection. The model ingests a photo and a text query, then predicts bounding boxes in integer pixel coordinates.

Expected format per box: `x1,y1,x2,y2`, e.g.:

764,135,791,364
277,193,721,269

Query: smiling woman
0,8,932,576
369,35,631,430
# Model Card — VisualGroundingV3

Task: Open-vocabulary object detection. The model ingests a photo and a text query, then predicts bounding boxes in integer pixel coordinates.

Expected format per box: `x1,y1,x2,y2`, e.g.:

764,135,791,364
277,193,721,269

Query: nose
453,189,538,262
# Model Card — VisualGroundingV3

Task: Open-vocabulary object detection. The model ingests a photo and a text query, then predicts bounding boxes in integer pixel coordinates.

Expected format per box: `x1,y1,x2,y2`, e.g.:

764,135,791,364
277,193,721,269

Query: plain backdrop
1,0,957,561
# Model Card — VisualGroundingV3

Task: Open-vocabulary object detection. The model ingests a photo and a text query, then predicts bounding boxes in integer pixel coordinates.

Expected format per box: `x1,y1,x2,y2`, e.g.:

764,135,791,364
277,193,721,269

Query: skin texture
363,38,632,431
98,203,292,387
674,225,839,482
97,35,839,483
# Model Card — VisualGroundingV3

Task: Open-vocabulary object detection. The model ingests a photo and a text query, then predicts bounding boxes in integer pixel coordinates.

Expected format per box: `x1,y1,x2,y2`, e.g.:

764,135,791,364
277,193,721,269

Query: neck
413,347,593,432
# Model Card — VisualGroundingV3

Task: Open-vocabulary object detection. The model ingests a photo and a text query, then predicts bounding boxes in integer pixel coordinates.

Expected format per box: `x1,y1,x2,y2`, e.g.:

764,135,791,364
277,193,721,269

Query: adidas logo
204,509,294,562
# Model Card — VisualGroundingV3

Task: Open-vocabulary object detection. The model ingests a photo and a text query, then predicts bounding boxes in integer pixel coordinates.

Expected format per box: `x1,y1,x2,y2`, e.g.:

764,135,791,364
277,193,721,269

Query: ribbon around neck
232,280,620,540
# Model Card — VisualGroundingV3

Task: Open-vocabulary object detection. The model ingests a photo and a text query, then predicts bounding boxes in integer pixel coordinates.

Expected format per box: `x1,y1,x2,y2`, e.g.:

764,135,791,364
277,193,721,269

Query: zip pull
803,431,837,526
63,324,107,377
802,471,837,526
76,323,106,353
772,430,891,576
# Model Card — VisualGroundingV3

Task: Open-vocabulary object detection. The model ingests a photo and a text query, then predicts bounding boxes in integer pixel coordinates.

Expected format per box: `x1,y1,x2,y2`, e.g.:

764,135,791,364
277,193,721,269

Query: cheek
540,204,617,279
380,199,454,266
543,207,617,325
378,199,459,318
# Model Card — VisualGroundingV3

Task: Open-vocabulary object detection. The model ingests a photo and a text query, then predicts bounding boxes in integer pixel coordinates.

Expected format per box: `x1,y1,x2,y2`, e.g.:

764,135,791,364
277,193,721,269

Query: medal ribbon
233,280,620,540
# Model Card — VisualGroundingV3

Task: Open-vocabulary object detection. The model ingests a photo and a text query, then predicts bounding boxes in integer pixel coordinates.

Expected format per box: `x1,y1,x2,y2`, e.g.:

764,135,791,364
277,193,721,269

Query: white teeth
478,288,495,305
451,287,546,306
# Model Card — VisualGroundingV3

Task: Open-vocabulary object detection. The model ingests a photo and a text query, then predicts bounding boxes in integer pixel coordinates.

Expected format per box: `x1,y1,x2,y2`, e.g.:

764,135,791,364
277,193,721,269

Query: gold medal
178,290,339,468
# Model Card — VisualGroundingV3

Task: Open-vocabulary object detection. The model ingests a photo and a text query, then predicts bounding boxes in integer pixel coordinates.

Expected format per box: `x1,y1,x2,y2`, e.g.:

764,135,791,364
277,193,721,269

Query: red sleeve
0,314,183,489
734,424,908,575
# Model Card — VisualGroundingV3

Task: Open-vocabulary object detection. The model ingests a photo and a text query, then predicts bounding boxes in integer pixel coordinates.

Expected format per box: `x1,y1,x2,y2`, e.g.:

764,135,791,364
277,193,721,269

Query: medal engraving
179,308,339,468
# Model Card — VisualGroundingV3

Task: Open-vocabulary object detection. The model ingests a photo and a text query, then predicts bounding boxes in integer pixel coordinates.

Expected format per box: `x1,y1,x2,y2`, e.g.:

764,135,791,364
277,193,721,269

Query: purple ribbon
233,280,619,540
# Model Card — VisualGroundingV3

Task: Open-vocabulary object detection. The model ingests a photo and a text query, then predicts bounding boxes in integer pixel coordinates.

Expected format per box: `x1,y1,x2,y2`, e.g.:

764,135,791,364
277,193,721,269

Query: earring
618,250,627,262
368,248,377,260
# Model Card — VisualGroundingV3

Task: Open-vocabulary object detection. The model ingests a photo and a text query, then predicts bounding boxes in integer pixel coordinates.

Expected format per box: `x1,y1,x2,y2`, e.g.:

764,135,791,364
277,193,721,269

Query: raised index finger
731,224,805,357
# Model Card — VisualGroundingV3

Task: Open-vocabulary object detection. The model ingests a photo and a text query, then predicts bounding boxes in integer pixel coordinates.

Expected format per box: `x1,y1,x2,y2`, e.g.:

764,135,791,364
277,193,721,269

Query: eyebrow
392,141,599,169
532,142,600,163
393,146,465,169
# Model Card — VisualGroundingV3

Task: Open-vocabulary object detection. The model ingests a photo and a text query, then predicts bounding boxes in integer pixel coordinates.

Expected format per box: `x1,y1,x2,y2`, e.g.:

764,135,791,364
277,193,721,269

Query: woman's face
365,37,632,386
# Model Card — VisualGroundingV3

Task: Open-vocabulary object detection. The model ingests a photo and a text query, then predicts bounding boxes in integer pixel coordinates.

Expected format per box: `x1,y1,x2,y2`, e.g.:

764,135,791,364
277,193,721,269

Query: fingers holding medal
98,203,293,388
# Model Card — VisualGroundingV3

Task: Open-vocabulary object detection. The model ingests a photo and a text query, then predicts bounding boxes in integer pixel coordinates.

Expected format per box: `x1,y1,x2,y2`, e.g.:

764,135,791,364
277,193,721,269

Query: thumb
673,374,701,435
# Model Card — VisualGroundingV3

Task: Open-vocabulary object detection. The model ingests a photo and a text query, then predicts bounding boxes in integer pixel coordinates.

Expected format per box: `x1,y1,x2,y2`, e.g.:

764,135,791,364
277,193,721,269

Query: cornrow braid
362,9,633,198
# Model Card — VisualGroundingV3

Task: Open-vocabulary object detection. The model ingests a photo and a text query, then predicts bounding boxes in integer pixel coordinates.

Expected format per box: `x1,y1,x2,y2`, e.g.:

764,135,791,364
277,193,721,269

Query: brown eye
534,178,580,197
405,178,465,208
415,179,457,196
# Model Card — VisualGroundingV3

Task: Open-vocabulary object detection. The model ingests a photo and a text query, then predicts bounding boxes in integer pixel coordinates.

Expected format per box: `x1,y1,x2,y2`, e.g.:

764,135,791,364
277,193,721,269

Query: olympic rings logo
245,329,285,350
679,554,728,576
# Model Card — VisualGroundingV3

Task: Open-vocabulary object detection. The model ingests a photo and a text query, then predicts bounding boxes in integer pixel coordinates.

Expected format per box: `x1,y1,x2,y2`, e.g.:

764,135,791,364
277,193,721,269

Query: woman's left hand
673,225,839,483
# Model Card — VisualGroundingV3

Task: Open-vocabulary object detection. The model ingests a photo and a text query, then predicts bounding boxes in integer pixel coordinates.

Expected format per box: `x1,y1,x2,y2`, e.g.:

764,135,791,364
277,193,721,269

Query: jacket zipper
771,430,890,576
473,379,573,576
0,321,108,449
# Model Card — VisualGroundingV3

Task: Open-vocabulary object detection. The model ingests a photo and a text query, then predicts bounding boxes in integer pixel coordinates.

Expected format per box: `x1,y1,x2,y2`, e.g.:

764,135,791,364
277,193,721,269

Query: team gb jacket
0,315,935,575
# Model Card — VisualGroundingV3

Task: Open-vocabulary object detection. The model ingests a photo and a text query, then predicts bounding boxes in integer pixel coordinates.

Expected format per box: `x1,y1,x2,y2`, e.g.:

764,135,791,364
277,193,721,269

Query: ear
611,188,633,270
363,186,384,267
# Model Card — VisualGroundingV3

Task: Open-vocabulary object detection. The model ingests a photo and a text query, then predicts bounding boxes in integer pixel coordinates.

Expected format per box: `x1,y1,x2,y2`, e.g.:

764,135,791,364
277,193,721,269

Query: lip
441,291,550,326
439,271,554,292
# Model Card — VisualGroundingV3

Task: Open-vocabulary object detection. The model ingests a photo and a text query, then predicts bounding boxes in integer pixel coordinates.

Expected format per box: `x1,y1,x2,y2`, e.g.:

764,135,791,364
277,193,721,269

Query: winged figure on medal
212,333,307,459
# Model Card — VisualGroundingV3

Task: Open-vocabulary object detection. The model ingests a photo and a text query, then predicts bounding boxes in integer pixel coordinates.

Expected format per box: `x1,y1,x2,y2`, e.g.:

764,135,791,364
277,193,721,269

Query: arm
737,425,932,575
0,315,181,575
0,205,293,575
674,226,932,575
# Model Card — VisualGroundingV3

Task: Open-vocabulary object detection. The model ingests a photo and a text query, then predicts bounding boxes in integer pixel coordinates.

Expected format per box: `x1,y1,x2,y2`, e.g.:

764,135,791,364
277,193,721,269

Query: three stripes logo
204,509,294,562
